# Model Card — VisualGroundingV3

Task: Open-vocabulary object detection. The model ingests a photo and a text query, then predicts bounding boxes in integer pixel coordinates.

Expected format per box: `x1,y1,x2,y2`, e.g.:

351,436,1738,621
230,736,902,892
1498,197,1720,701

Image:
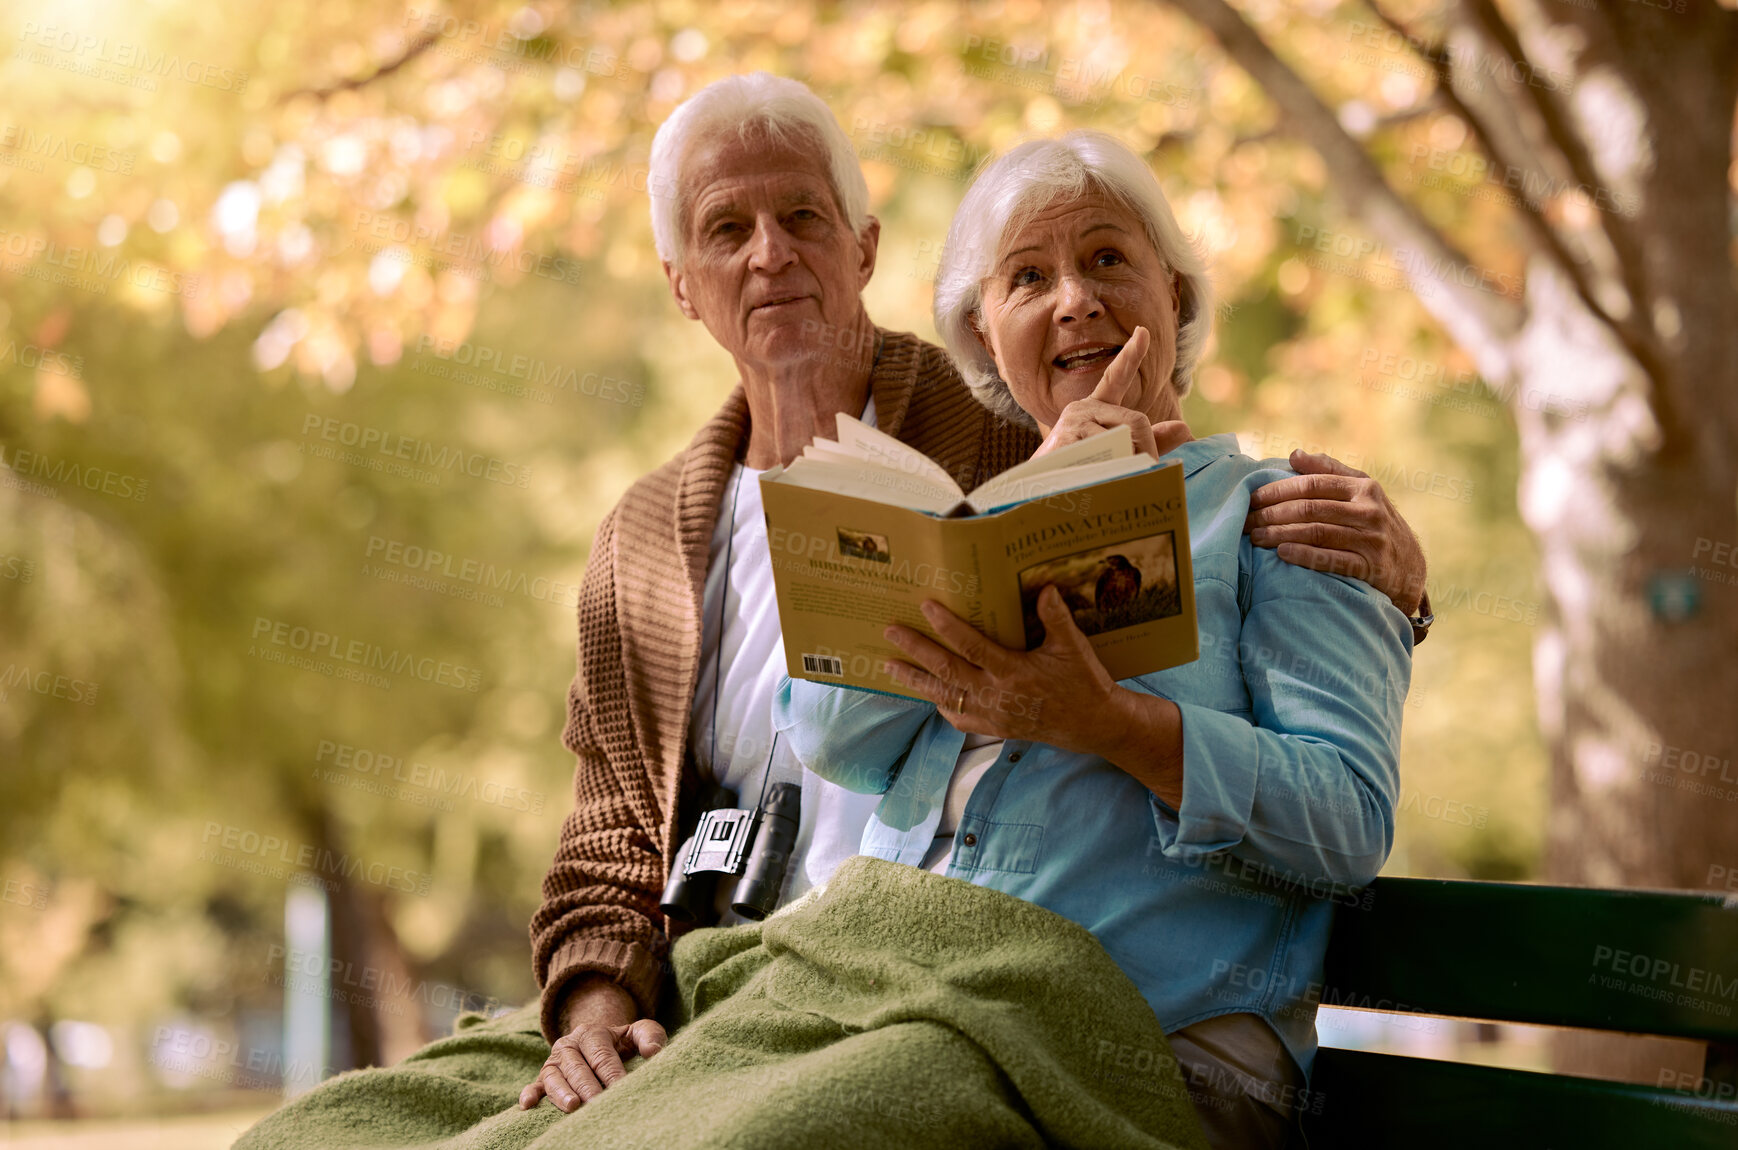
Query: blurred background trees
1,0,1726,1121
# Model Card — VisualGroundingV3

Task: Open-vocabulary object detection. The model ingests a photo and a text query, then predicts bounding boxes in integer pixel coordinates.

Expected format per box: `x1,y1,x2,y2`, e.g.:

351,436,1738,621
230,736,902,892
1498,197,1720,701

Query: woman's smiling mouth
1052,344,1123,371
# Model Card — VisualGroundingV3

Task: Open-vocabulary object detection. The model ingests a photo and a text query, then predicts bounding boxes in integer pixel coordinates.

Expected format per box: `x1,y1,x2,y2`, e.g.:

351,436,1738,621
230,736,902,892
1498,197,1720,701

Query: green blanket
234,856,1207,1150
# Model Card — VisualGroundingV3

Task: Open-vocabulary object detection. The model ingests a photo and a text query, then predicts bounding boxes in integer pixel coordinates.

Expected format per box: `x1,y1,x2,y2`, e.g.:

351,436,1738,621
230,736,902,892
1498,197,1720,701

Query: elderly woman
775,131,1412,1150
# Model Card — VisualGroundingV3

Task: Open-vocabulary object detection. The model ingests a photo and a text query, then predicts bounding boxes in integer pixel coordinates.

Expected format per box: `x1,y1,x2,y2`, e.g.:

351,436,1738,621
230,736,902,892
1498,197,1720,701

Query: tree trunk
1516,5,1738,1081
1161,0,1738,1087
320,812,385,1072
1512,0,1738,890
1507,261,1734,1084
308,807,421,1070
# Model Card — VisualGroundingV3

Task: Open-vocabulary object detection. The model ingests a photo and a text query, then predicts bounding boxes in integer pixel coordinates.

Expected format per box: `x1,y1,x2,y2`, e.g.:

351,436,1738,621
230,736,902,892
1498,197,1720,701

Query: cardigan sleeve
528,505,672,1042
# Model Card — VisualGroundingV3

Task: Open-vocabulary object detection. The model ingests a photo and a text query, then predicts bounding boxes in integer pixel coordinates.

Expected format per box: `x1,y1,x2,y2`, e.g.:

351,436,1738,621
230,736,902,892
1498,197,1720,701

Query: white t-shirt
686,398,884,917
919,732,1004,873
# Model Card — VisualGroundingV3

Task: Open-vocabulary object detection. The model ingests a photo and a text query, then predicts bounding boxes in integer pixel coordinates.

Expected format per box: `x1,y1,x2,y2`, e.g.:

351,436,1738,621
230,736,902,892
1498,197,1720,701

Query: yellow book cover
760,417,1198,697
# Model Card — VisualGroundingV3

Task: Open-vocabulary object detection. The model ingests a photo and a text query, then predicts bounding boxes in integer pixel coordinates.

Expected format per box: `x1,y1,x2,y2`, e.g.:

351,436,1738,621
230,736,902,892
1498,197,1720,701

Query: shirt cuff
1148,701,1260,860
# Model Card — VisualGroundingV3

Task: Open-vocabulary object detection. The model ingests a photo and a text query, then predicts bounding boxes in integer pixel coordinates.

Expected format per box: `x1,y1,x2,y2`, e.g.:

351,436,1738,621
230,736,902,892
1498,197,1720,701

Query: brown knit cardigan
529,329,1041,1042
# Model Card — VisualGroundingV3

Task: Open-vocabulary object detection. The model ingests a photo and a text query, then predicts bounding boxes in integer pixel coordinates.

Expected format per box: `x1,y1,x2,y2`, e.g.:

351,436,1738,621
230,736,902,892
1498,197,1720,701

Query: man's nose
1056,273,1104,323
747,219,797,273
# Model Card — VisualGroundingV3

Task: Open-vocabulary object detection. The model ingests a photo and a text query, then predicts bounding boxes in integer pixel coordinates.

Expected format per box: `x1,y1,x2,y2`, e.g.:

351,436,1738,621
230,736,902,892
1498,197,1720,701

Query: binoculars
660,781,801,924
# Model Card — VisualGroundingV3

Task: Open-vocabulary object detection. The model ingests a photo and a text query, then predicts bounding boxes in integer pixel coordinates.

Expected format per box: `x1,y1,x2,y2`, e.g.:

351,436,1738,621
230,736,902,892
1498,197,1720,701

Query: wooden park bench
1302,877,1738,1147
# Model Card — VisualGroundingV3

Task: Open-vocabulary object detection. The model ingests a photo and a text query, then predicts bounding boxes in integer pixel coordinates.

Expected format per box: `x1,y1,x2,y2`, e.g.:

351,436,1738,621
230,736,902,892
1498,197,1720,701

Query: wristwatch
1408,592,1434,646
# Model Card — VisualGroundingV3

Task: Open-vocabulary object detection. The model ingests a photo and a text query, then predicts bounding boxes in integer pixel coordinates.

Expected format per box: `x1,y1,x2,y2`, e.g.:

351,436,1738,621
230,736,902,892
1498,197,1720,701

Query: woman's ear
1170,270,1183,320
969,308,997,364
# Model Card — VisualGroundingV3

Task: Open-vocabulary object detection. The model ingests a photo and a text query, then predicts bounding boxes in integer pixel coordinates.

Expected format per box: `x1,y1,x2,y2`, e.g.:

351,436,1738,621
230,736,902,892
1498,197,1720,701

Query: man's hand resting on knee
519,976,666,1113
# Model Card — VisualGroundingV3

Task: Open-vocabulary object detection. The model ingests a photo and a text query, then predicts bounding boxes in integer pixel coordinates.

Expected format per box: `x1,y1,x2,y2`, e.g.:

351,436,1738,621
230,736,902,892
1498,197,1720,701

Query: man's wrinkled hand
519,1017,667,1114
1243,449,1427,614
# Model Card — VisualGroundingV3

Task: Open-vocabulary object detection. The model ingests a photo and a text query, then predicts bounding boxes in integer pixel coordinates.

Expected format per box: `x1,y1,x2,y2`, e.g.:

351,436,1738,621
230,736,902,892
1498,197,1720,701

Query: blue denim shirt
773,434,1413,1078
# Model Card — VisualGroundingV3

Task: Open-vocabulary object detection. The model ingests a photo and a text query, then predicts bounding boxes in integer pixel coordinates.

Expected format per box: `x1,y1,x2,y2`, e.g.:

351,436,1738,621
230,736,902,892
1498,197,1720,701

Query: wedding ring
953,685,968,712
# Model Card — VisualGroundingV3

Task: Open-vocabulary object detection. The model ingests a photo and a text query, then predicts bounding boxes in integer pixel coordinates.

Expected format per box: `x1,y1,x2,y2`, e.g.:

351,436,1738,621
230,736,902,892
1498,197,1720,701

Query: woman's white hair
933,131,1215,430
648,72,871,269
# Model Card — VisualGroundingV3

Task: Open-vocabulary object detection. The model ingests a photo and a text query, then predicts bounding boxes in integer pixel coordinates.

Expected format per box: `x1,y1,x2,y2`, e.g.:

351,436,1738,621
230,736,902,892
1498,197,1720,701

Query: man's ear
664,259,700,321
855,216,881,290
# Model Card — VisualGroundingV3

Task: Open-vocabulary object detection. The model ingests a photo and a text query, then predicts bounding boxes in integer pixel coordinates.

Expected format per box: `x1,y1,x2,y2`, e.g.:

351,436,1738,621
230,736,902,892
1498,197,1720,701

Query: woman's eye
1094,249,1125,268
1011,267,1043,287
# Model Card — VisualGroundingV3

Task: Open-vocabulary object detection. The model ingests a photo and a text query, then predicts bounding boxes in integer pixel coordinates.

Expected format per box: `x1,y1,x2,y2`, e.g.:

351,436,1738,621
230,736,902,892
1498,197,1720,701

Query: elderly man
519,72,1432,1115
234,72,1429,1148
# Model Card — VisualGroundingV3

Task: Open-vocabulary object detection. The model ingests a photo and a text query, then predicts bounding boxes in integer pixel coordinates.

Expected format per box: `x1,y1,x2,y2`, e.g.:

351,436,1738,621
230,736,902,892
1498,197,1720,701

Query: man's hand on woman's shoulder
1243,448,1428,617
519,976,666,1113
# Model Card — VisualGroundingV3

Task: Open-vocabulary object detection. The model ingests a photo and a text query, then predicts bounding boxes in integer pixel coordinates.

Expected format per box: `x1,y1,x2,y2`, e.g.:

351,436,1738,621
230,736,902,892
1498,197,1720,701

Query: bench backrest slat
1306,1047,1738,1147
1322,878,1738,1043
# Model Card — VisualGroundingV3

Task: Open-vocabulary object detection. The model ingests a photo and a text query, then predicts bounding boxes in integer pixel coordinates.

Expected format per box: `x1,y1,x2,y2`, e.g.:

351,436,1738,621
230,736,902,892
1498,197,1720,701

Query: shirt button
1008,752,1022,763
963,833,978,847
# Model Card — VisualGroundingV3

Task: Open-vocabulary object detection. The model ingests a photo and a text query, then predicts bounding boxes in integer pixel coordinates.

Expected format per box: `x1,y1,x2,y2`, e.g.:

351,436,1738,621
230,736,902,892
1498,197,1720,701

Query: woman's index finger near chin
1089,325,1149,406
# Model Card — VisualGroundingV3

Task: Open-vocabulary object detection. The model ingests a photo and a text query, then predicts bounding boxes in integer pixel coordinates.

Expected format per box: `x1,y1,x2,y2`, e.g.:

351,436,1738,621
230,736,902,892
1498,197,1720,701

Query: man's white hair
648,72,871,269
933,131,1215,430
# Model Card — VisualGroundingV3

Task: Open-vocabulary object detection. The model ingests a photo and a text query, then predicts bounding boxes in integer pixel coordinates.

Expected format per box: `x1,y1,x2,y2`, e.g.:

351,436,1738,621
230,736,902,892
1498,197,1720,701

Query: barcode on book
802,653,845,676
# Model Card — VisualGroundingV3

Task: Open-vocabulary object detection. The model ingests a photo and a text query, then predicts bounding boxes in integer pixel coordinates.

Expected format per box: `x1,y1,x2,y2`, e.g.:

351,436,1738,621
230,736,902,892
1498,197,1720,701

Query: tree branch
280,33,439,103
1367,6,1555,240
1371,105,1435,132
1147,128,1200,155
1460,0,1642,281
1459,0,1677,438
1366,1,1624,348
1161,0,1525,381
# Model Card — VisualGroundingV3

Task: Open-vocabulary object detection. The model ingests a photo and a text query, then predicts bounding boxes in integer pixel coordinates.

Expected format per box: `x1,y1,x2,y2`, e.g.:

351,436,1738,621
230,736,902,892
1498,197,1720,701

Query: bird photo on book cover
1017,532,1182,649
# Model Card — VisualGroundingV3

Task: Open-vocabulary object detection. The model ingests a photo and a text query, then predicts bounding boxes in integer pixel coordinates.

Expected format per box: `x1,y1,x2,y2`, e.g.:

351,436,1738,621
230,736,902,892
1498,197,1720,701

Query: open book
776,413,1159,515
761,416,1199,696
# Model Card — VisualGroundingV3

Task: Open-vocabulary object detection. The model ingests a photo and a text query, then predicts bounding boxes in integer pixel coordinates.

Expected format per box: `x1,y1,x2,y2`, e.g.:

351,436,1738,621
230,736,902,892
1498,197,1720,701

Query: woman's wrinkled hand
1033,326,1193,462
881,588,1121,754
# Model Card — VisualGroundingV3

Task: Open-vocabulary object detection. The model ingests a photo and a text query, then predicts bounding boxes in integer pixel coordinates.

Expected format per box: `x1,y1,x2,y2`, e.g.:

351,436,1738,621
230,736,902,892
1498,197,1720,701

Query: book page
966,424,1132,508
833,413,963,493
966,453,1155,514
801,439,858,462
767,459,965,515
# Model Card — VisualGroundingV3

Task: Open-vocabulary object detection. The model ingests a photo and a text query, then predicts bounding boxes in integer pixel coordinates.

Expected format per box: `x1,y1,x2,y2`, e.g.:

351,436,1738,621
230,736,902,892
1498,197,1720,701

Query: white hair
647,72,871,269
933,131,1215,430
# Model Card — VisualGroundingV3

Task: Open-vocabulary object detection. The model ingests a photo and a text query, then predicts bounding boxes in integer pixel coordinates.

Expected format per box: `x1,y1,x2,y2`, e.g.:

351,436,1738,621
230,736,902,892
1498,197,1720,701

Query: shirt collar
1160,432,1241,479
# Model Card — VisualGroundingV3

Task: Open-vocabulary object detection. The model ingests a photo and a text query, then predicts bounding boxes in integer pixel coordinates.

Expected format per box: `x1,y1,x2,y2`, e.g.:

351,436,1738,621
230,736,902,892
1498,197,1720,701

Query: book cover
760,458,1198,697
